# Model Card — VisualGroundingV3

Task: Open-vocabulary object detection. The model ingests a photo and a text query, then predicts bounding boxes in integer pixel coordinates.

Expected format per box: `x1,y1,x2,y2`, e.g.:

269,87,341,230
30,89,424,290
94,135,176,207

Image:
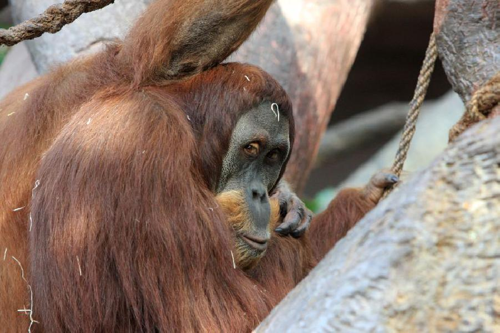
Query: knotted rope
449,72,500,142
0,0,114,47
382,33,438,198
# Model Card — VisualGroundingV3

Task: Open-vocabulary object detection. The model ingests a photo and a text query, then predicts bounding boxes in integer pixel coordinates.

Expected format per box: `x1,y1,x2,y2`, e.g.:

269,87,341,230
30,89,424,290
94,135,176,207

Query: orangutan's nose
250,183,267,202
246,181,271,231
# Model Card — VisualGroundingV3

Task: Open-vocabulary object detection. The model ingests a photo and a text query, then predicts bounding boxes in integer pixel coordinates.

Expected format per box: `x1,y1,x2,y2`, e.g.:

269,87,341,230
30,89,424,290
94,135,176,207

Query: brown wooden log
234,0,376,192
255,1,500,331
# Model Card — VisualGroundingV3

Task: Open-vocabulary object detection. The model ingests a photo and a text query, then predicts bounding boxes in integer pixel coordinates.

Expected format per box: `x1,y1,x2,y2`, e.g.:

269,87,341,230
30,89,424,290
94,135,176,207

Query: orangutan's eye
266,149,280,162
243,142,260,157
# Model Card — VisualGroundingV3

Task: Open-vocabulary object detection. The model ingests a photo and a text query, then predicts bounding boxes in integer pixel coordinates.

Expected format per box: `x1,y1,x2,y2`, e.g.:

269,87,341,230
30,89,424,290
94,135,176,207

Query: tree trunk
234,0,376,192
434,0,499,104
4,0,376,193
257,117,500,332
256,1,500,331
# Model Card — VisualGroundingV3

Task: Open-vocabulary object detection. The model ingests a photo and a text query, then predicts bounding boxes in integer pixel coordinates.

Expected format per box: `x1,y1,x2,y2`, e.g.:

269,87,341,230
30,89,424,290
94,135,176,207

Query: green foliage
0,46,7,65
304,198,321,214
304,187,338,214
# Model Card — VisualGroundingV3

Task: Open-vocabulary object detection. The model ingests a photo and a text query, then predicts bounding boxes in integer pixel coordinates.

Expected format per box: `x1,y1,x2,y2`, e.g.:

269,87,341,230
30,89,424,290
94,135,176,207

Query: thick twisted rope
449,72,500,142
383,33,438,198
0,0,114,47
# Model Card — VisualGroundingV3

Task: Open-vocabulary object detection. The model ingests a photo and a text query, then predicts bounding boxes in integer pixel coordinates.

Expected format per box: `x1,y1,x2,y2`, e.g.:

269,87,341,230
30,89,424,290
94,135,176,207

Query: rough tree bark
256,1,500,331
4,0,376,193
434,0,499,104
258,117,500,332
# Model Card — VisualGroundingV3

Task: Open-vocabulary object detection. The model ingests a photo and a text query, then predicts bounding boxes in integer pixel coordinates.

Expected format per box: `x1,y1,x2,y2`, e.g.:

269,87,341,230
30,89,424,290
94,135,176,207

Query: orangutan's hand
271,180,313,238
362,171,399,205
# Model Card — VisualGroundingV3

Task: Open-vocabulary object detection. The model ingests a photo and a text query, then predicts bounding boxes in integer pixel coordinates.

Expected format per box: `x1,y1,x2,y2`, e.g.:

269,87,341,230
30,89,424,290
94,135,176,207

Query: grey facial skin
217,101,290,244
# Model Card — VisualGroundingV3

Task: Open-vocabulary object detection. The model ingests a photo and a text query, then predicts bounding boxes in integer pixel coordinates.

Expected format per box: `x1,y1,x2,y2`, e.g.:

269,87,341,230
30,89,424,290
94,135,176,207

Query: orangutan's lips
240,233,269,251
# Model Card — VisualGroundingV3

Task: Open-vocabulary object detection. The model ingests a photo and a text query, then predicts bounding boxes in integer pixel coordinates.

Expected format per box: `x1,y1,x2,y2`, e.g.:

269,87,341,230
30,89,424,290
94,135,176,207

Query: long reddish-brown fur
0,0,377,331
308,189,377,261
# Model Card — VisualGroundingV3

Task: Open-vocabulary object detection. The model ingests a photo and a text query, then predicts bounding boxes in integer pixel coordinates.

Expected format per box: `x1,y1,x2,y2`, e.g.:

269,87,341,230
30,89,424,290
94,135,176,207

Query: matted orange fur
0,0,381,331
216,191,280,269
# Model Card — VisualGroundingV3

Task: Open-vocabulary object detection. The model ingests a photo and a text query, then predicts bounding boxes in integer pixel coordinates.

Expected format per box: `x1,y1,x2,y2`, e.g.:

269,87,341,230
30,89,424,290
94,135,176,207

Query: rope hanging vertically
382,33,438,198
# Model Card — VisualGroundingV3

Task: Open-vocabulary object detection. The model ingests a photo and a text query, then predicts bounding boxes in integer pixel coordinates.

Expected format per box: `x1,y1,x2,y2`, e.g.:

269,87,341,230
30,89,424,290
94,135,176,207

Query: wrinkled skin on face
216,191,281,270
213,102,400,270
216,101,296,269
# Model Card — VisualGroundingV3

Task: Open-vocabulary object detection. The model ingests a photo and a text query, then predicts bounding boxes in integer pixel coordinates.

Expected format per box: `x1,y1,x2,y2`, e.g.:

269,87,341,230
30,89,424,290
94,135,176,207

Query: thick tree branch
434,0,499,104
256,1,500,331
434,0,500,140
257,115,500,333
241,0,377,193
0,0,114,46
316,103,407,164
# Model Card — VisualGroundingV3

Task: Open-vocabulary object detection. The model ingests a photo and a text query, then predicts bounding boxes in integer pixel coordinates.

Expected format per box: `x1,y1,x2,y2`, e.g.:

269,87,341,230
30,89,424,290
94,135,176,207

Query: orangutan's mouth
240,233,268,251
